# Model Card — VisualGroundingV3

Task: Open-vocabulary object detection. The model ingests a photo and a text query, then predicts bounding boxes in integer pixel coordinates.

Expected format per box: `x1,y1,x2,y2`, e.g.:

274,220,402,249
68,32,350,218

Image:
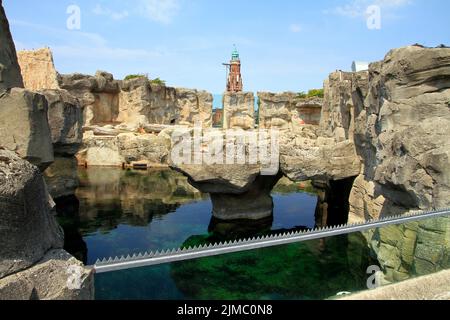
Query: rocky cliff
349,45,450,222
0,0,23,92
17,50,214,130
0,3,93,300
0,149,93,299
258,92,322,130
17,48,59,91
322,45,450,283
223,92,255,130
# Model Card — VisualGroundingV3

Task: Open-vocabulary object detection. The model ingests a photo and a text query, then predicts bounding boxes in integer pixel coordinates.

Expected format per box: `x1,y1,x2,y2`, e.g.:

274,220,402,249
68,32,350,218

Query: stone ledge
339,269,450,300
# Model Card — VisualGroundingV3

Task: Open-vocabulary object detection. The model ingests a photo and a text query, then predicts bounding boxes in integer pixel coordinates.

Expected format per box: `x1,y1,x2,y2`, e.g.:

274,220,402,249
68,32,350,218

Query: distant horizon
4,0,450,93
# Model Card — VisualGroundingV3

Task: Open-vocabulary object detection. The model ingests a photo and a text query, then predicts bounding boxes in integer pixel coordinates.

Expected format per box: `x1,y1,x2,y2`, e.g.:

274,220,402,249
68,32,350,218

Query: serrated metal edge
93,208,450,272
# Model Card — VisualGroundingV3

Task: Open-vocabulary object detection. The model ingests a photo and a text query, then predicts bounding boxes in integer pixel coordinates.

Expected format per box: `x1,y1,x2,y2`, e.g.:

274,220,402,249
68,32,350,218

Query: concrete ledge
340,269,450,300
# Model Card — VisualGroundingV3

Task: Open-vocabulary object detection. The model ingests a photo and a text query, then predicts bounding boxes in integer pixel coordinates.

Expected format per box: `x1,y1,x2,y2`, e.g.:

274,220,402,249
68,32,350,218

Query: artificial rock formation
0,149,93,300
76,130,171,167
0,250,94,300
0,149,63,278
17,48,59,91
169,127,281,220
59,71,121,126
348,45,450,222
117,77,213,128
41,89,83,156
258,92,322,130
0,88,54,171
0,1,24,92
223,92,255,130
280,129,361,182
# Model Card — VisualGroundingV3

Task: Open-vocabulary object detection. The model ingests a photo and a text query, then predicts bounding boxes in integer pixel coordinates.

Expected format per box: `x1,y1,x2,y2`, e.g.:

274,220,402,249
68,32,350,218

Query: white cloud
289,23,302,33
92,4,129,21
138,0,181,24
326,0,412,18
91,0,181,24
10,19,162,62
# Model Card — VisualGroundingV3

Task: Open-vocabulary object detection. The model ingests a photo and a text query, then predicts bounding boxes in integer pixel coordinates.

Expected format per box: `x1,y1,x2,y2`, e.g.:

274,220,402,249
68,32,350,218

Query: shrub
297,89,324,99
124,74,148,81
297,91,307,99
150,77,166,86
307,89,324,98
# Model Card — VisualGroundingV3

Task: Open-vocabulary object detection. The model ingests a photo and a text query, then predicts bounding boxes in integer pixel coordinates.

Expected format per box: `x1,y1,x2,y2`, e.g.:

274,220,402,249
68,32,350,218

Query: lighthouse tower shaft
226,48,243,92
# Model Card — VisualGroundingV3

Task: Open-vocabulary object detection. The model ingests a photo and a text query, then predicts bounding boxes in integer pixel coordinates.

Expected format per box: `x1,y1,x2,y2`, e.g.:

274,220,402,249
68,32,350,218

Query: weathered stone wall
76,131,171,168
0,4,93,300
318,46,450,284
0,149,94,300
17,48,59,91
320,71,367,141
258,92,322,130
118,79,212,128
348,46,450,223
223,92,255,130
59,71,121,127
0,1,23,92
176,88,212,128
0,88,54,171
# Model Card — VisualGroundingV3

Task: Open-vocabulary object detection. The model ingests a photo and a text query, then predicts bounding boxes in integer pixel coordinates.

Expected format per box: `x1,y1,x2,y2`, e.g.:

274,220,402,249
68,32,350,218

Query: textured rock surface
44,157,79,199
0,1,24,92
118,78,176,126
280,128,361,182
41,89,83,155
0,149,63,278
76,130,171,167
0,88,54,170
348,46,450,222
258,92,322,130
368,215,450,283
17,48,59,91
320,71,364,141
118,79,213,128
0,249,94,300
60,72,120,126
223,92,255,130
176,88,213,128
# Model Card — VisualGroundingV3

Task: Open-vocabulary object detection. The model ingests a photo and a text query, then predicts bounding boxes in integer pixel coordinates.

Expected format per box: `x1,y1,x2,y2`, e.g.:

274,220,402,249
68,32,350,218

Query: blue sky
3,0,450,95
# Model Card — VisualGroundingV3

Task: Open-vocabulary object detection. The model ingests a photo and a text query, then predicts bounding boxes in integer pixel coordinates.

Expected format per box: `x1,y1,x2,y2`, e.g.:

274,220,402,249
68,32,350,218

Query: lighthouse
223,46,243,92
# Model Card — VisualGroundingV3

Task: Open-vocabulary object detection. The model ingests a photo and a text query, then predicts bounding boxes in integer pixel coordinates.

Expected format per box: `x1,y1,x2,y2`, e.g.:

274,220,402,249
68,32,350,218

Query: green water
57,168,376,300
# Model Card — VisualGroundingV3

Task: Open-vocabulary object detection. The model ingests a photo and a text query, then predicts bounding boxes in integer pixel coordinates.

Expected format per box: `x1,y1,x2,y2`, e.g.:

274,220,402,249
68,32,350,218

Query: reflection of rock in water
54,195,88,265
208,216,274,240
44,157,80,200
171,232,373,300
313,177,355,228
75,167,205,227
368,216,450,283
211,174,282,221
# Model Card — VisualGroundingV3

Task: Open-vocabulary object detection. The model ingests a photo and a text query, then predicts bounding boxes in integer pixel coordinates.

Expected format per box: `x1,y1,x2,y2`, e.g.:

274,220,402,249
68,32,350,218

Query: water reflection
95,233,374,300
57,168,324,265
54,167,450,299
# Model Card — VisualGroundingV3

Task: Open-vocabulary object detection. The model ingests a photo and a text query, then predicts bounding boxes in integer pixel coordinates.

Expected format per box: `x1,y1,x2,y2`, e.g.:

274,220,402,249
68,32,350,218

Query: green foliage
297,91,307,99
297,89,324,99
307,88,324,98
149,77,166,86
124,73,148,81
